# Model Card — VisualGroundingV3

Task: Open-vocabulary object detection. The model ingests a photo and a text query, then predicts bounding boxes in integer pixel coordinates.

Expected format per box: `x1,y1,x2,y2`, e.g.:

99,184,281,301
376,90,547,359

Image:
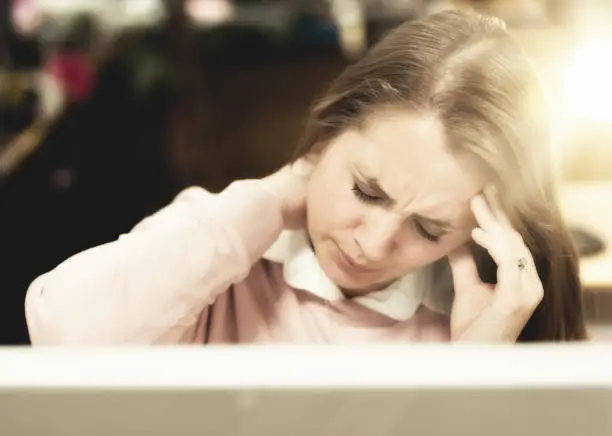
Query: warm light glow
563,36,612,124
186,0,234,25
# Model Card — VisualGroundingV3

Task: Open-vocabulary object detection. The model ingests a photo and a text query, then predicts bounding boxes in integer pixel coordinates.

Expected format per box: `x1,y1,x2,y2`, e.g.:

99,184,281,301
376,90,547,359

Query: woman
25,11,587,344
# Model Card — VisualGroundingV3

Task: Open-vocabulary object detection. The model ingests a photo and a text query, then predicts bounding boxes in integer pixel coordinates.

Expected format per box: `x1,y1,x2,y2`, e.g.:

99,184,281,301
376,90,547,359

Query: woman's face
306,109,489,294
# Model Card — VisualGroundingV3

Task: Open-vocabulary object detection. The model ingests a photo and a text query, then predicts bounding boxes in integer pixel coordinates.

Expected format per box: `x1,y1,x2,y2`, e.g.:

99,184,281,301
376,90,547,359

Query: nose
354,215,402,264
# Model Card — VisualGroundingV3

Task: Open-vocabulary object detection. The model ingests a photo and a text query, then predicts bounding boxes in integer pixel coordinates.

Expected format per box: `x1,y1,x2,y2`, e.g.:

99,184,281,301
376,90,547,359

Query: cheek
426,232,473,260
449,229,474,249
397,242,448,270
306,165,361,235
395,233,470,270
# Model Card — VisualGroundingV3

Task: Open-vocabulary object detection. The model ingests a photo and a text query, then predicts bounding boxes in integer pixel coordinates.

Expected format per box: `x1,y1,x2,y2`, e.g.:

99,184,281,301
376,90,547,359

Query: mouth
334,243,372,274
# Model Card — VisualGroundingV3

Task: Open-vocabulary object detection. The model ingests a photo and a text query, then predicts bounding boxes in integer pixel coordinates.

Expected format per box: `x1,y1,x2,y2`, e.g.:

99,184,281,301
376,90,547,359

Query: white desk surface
0,345,610,388
560,182,612,290
1,347,611,436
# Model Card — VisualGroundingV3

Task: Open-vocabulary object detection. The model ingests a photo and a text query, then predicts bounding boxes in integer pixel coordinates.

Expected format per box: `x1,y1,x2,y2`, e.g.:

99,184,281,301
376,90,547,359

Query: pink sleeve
25,180,283,345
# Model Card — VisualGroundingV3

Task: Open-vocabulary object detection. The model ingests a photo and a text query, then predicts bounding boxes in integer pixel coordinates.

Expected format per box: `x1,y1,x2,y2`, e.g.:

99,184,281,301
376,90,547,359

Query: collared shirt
263,229,454,321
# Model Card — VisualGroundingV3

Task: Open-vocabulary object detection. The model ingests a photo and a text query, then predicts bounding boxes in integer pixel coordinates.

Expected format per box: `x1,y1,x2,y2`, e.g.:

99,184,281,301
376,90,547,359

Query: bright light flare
563,36,612,124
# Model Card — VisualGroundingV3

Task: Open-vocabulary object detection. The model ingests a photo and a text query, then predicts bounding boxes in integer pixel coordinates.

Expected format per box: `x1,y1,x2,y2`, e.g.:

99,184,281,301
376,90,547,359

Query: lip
334,243,372,274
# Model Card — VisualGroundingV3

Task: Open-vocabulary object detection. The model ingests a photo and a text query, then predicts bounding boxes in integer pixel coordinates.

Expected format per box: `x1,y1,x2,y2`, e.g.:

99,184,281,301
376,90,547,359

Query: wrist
488,294,537,326
453,305,523,343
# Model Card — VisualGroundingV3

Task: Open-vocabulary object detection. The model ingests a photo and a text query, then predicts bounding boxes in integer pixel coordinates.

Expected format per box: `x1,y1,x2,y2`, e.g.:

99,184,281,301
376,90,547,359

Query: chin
315,246,352,284
324,266,360,289
316,248,380,292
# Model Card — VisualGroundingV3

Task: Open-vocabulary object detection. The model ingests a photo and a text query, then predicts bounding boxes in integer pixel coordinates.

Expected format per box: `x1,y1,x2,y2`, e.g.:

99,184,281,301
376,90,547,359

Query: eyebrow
358,173,457,231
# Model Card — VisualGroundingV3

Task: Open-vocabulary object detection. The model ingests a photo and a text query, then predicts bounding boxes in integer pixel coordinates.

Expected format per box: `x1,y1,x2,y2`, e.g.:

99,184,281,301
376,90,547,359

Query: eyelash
351,183,381,204
352,183,440,243
413,221,440,243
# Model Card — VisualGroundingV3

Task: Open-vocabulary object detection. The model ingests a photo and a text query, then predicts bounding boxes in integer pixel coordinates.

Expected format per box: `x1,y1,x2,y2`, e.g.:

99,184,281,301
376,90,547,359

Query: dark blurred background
1,0,612,344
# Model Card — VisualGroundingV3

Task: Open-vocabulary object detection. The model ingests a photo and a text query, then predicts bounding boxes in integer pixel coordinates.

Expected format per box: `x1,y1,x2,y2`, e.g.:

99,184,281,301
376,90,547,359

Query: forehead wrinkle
349,111,483,230
354,152,468,220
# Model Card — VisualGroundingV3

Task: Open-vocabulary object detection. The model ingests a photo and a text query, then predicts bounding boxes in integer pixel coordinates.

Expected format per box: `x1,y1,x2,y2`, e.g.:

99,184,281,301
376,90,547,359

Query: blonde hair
295,11,586,341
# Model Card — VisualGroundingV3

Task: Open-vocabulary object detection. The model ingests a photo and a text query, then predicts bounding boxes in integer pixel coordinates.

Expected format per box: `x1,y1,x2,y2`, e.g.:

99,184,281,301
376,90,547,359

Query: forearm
452,305,528,343
26,180,283,345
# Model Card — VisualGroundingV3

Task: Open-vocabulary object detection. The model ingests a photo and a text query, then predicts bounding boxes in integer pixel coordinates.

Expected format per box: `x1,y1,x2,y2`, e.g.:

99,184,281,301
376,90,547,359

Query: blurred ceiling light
122,0,164,27
563,35,612,124
186,0,234,25
331,0,366,59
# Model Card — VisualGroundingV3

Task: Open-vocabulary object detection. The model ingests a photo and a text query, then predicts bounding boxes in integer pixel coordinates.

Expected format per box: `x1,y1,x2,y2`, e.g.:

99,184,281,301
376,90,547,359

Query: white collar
263,230,453,321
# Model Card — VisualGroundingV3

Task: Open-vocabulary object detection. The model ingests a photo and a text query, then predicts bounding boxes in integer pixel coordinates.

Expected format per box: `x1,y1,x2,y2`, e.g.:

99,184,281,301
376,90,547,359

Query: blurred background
1,0,611,345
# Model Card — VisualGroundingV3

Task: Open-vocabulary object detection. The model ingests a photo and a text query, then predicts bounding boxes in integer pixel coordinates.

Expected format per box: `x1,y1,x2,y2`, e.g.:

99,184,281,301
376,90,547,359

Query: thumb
448,245,481,295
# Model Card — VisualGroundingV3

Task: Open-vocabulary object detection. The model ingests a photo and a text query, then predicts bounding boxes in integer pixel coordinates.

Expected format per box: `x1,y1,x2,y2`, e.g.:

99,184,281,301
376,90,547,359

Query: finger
448,244,482,292
291,158,316,178
472,226,520,267
483,186,512,228
471,227,490,251
471,222,542,307
470,194,502,233
471,226,528,291
494,240,540,297
494,254,544,314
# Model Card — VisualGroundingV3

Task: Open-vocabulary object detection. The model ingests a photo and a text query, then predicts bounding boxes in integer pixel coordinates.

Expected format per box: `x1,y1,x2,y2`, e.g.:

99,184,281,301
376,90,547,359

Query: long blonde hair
294,11,586,341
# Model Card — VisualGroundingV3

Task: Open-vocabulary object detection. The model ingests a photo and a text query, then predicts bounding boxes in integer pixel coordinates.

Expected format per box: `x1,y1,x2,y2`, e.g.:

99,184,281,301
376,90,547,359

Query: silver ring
517,257,528,271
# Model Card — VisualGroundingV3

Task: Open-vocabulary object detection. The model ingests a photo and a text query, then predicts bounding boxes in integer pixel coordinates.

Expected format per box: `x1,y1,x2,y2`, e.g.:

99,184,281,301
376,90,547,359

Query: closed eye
352,175,448,243
351,183,383,204
413,219,441,243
